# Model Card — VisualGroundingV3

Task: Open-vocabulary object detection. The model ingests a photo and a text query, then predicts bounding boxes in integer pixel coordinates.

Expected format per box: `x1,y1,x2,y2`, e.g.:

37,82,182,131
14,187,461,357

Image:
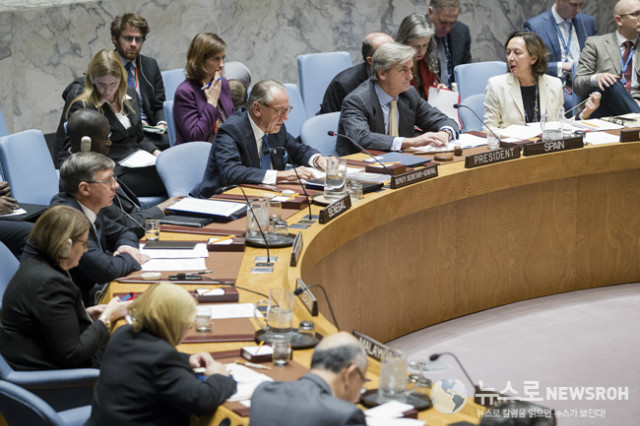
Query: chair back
163,100,177,147
283,83,307,138
458,94,486,133
300,112,341,156
0,130,59,205
161,68,185,101
0,380,65,426
156,142,212,197
454,61,506,101
297,52,352,117
0,242,19,314
0,108,8,137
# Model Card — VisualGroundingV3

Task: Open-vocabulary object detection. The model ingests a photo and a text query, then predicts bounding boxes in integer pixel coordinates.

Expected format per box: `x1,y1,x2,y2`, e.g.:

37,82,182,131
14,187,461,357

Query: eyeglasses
351,364,368,383
87,176,117,186
75,238,89,249
619,11,640,18
121,35,144,44
262,104,293,116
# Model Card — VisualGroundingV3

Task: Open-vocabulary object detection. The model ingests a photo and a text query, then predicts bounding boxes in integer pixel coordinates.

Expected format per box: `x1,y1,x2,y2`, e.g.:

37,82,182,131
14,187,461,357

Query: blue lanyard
620,43,636,85
555,21,573,60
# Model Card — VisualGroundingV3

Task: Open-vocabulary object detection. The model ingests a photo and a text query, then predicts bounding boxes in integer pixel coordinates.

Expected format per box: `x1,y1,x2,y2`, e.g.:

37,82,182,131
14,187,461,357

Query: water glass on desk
145,219,160,241
486,128,501,151
195,306,212,332
246,198,269,241
324,157,347,200
271,334,292,367
541,112,566,142
378,349,408,403
266,288,294,334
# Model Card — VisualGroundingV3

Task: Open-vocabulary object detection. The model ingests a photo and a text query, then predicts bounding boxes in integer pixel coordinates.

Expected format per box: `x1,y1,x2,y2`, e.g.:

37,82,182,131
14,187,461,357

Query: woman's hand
189,352,231,377
204,71,223,107
102,296,131,323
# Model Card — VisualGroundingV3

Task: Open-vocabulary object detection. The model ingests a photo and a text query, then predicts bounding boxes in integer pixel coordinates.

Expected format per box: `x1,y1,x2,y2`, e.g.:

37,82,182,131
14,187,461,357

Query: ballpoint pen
201,77,223,91
235,360,272,370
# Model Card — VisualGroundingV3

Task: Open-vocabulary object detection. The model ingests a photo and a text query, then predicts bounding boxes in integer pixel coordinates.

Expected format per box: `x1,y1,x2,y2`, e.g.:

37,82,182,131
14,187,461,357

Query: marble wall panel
0,0,619,135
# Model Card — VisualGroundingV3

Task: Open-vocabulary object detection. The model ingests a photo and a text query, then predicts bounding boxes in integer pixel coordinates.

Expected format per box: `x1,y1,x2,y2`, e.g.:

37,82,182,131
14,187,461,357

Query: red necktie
622,41,633,93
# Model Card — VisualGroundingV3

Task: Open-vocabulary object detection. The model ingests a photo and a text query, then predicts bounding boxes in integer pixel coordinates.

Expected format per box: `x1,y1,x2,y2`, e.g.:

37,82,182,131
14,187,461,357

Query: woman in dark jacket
0,205,129,370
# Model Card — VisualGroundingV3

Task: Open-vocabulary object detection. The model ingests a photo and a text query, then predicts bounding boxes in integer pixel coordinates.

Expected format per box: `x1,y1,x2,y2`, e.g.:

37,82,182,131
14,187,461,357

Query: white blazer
484,72,564,129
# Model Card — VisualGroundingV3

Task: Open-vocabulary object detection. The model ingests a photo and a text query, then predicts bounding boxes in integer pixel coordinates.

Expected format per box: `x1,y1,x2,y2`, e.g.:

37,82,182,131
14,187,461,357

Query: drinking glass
246,198,269,242
324,157,347,200
266,288,294,334
145,219,160,241
378,349,408,403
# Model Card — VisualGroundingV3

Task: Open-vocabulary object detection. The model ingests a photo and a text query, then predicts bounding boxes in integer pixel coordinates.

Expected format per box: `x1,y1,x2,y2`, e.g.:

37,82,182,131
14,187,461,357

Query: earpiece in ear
60,238,73,258
81,136,92,152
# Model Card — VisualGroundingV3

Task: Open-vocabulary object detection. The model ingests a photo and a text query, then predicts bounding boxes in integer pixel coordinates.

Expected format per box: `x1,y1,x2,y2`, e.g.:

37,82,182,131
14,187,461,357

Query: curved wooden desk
291,142,640,343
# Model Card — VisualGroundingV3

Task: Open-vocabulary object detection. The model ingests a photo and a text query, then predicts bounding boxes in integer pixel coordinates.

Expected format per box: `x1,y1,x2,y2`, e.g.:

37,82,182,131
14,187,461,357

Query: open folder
166,198,247,222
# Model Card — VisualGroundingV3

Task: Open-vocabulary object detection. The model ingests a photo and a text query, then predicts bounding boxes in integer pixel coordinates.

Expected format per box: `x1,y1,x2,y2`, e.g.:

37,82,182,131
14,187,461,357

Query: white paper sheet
225,363,273,401
209,303,258,319
0,208,27,218
118,150,157,168
427,87,461,126
141,258,207,271
169,198,245,218
457,133,488,148
501,124,542,140
140,243,209,259
365,400,414,418
585,132,620,145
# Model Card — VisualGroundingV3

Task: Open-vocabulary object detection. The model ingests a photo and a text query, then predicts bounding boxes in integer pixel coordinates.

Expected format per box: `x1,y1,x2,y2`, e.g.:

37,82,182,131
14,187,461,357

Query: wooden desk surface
105,140,640,425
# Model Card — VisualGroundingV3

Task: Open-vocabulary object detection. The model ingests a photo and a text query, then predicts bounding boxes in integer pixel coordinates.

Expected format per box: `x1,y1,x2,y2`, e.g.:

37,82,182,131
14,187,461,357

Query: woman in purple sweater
173,33,235,144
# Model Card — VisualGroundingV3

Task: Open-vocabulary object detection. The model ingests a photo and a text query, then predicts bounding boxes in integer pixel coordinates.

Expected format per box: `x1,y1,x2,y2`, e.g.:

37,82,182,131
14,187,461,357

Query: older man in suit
337,42,458,156
319,32,394,114
427,0,472,87
249,332,368,426
574,0,640,117
525,0,597,110
193,80,330,199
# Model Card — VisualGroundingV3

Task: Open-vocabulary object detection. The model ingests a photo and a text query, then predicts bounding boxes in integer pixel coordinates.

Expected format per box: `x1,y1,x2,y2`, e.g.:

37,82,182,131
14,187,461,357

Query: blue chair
283,83,307,138
163,100,177,147
156,142,212,197
297,52,352,117
0,130,59,205
161,68,185,101
300,112,341,156
454,61,506,101
458,94,485,133
0,352,98,412
0,380,91,426
0,242,19,314
0,108,8,137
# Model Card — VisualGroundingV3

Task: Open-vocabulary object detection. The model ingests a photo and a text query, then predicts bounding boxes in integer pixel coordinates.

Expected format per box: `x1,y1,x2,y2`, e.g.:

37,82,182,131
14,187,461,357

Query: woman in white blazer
485,31,598,129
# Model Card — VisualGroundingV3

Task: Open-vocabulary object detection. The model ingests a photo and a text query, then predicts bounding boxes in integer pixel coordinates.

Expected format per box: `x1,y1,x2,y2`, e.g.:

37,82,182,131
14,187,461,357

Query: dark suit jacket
173,78,235,144
524,10,597,77
250,373,366,426
319,62,370,114
135,54,166,125
441,20,472,84
336,79,459,156
0,249,109,370
193,107,319,198
87,326,236,426
102,180,163,239
49,193,141,305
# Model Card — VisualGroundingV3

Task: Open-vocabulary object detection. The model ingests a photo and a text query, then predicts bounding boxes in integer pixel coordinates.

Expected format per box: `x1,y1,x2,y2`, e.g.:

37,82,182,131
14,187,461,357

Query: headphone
81,136,92,152
60,238,73,258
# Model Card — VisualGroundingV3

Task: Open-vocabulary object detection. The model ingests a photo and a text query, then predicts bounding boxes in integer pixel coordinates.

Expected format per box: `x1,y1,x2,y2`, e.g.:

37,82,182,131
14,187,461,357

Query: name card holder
523,136,584,156
465,146,522,168
290,232,303,267
319,194,351,224
365,163,407,175
295,278,318,316
352,330,391,362
390,163,438,189
620,129,640,143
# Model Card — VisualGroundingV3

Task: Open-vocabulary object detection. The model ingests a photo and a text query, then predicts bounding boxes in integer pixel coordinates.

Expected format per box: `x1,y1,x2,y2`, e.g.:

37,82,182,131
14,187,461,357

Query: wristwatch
98,314,111,328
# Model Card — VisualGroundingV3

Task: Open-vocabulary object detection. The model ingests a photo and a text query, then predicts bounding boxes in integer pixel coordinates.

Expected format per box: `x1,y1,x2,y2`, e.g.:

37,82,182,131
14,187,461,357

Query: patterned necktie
622,41,633,93
261,135,271,170
125,62,136,89
389,100,399,137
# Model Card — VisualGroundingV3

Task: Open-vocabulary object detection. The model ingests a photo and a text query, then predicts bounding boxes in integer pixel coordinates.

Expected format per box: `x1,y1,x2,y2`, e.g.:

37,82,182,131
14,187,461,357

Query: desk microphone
214,184,238,195
430,351,500,407
328,131,394,175
293,284,340,329
237,185,273,265
453,103,502,144
269,146,315,221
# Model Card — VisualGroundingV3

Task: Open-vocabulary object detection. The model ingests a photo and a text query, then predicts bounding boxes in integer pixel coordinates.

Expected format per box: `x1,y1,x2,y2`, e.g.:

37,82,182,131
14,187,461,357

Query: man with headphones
66,108,181,238
50,152,148,305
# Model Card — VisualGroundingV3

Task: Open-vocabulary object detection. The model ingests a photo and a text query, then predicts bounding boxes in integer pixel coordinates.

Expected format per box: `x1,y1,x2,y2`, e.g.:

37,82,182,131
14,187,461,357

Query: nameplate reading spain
390,163,438,189
464,146,521,168
352,330,390,362
523,136,583,156
319,194,351,224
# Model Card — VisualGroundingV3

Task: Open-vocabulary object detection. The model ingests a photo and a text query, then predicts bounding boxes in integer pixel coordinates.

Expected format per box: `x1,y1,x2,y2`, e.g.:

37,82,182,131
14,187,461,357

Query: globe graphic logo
431,377,468,414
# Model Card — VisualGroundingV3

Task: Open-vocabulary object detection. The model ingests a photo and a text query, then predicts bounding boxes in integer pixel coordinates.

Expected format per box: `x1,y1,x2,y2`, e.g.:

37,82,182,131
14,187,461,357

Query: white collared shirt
99,97,133,129
551,6,580,77
374,83,404,151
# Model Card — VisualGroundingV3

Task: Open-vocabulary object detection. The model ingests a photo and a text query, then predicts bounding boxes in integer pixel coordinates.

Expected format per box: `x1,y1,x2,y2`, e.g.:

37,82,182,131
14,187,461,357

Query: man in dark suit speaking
427,0,472,87
194,79,330,199
337,42,458,156
249,332,368,426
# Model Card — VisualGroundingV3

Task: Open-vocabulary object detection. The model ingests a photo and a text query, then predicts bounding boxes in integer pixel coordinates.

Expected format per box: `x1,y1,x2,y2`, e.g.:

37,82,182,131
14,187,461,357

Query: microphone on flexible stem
237,185,273,266
269,146,315,222
453,103,502,144
327,131,394,175
293,284,340,330
430,351,502,407
213,184,238,195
